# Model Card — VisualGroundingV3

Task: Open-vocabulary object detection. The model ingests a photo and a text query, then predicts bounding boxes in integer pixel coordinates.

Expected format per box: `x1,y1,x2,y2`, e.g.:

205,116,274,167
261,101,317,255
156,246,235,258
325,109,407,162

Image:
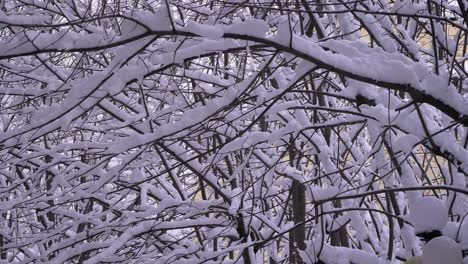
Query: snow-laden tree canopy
0,0,467,263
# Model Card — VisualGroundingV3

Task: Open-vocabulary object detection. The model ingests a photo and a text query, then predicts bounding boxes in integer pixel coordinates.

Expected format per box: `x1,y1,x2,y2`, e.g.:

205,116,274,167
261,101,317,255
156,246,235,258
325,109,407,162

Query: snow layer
422,236,463,264
409,196,448,234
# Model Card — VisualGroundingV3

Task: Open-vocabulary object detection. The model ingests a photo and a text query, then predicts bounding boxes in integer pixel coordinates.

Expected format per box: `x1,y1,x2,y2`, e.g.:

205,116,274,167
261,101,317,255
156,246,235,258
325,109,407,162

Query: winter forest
0,0,468,263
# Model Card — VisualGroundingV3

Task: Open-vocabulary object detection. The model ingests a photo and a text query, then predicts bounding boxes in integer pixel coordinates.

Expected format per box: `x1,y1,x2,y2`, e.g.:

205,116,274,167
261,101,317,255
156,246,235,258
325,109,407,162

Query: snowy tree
0,0,467,263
